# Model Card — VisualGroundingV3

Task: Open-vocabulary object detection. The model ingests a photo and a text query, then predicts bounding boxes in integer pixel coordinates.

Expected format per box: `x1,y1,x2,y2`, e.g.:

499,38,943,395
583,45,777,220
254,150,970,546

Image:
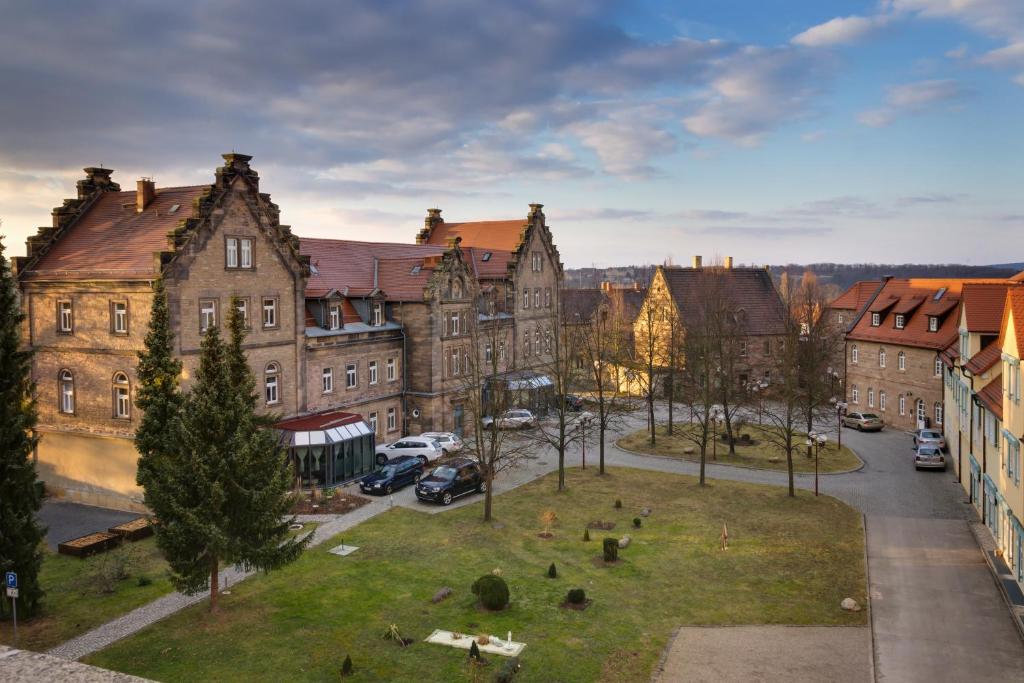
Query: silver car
914,444,946,471
843,412,884,431
419,431,464,455
482,409,537,430
913,428,946,451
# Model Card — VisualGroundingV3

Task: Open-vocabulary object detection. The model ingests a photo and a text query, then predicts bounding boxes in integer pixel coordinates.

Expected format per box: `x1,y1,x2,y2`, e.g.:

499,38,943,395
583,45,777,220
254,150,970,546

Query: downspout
400,301,408,436
961,366,978,520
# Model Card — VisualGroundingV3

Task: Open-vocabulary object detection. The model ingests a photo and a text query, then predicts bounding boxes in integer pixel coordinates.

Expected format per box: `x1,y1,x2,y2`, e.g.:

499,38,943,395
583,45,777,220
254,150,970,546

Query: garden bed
290,490,371,515
108,517,154,542
57,532,122,558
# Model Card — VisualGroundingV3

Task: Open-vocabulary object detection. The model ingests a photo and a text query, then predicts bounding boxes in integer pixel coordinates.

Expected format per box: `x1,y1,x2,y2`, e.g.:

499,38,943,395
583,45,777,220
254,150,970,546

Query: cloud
694,226,835,237
895,192,968,205
857,79,971,126
682,46,827,146
945,43,969,59
791,15,891,47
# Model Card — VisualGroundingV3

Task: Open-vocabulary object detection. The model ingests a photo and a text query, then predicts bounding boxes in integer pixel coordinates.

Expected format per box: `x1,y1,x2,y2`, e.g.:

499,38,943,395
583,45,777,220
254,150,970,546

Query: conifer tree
140,301,306,610
0,236,46,617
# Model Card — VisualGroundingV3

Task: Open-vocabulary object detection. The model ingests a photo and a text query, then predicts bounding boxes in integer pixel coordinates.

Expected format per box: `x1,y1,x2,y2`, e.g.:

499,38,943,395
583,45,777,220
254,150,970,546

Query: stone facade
844,340,945,431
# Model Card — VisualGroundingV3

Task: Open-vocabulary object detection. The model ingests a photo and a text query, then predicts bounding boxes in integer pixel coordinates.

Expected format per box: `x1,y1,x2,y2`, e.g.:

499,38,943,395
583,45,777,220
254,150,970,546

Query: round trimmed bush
567,588,586,605
633,517,641,528
472,574,510,610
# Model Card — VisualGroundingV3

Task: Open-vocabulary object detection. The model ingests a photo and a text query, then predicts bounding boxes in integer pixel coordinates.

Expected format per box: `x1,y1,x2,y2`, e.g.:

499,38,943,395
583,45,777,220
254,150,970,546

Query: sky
1,0,1022,269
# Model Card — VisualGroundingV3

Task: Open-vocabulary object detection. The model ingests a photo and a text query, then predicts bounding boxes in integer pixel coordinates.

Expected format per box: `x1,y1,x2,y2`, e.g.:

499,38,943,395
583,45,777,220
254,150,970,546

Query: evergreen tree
0,236,46,617
135,278,183,515
140,302,306,611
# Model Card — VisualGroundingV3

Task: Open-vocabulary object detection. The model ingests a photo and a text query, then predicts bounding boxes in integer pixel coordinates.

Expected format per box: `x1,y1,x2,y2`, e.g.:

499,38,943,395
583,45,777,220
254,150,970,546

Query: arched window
59,369,75,414
899,394,906,416
851,384,859,403
935,403,943,425
113,372,130,418
879,347,886,368
898,351,906,371
916,399,926,424
851,345,858,364
265,362,280,405
879,391,887,411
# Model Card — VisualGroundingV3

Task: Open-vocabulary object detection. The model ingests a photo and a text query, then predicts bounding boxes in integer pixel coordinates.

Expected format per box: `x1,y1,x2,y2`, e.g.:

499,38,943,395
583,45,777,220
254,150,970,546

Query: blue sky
1,0,1021,268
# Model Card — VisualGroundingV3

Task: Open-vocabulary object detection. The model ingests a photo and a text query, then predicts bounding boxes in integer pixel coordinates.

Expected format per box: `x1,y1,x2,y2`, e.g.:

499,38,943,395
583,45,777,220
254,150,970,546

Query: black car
359,455,423,495
561,394,584,412
415,458,486,505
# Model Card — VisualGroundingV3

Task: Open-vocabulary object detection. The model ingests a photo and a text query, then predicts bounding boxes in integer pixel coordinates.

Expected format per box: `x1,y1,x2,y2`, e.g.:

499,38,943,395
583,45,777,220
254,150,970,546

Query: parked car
842,412,884,431
374,437,443,466
481,409,537,430
560,394,584,412
419,431,464,455
914,444,947,471
913,428,946,451
415,458,485,505
359,455,423,495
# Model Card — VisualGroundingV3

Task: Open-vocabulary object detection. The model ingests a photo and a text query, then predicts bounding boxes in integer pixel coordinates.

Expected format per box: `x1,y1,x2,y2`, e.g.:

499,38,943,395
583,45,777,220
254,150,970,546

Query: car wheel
477,480,487,494
413,472,421,483
856,424,863,431
442,492,453,506
385,484,394,494
376,453,387,465
418,455,428,466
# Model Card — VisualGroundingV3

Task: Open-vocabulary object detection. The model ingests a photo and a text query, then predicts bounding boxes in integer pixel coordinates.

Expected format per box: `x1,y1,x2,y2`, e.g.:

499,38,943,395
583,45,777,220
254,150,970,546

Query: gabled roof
831,280,879,311
965,340,1002,375
1003,288,1024,358
561,288,609,323
300,238,447,302
847,278,1008,350
660,266,787,336
939,338,959,367
961,282,1012,333
20,186,208,281
421,220,526,253
977,378,1003,420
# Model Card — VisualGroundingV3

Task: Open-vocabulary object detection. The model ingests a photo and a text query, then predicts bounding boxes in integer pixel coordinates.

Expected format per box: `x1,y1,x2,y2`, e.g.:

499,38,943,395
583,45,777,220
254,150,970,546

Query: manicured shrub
496,656,521,683
633,517,641,528
547,562,557,579
469,641,482,660
614,498,622,509
472,574,510,610
582,528,590,542
567,588,586,605
602,538,618,562
340,654,353,677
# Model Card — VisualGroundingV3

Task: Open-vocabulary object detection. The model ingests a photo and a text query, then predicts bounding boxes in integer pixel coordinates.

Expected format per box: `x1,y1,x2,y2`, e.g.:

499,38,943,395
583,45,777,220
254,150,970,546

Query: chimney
692,255,702,268
77,166,120,199
417,208,443,244
724,256,733,269
528,203,545,222
137,178,155,213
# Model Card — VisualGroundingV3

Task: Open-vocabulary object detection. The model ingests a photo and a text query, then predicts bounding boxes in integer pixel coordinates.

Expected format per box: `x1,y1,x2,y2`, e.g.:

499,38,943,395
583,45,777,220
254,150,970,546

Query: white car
419,432,464,455
482,409,537,430
375,437,443,466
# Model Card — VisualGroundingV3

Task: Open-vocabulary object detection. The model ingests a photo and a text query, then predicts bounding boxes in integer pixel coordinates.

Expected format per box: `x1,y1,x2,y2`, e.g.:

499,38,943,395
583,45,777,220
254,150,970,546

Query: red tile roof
300,238,447,302
275,408,363,432
939,339,959,367
562,288,610,323
847,278,1008,351
421,220,526,253
965,340,1002,375
830,281,880,311
660,266,787,336
21,186,208,280
961,283,1012,333
1003,288,1024,358
977,378,1003,420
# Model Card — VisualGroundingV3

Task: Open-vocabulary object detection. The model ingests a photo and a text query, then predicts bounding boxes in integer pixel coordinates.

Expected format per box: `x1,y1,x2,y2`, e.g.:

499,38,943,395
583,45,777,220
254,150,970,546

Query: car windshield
921,430,941,438
430,466,457,480
862,414,880,419
918,447,939,456
379,466,396,477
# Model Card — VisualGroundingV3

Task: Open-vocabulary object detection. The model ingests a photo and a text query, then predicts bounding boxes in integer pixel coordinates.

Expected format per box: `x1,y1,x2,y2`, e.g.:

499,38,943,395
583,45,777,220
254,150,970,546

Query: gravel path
47,498,389,661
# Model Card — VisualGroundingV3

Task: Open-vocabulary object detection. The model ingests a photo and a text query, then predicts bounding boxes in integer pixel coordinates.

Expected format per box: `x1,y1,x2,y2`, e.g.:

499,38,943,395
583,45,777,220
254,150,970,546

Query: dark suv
359,455,423,495
415,458,485,506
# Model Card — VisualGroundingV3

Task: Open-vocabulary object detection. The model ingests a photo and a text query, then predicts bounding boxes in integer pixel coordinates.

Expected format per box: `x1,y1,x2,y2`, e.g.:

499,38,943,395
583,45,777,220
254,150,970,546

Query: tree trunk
647,382,656,446
209,554,219,612
482,466,494,521
598,423,606,475
724,408,736,456
558,445,565,491
699,445,706,486
666,372,674,436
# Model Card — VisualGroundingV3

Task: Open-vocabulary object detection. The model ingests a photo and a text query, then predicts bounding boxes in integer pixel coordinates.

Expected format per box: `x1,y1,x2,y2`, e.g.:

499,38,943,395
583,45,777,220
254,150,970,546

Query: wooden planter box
108,517,154,542
58,531,122,558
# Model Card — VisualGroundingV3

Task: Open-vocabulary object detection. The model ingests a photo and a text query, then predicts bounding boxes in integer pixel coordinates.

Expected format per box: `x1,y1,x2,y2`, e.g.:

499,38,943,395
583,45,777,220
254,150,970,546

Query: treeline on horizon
565,262,1022,293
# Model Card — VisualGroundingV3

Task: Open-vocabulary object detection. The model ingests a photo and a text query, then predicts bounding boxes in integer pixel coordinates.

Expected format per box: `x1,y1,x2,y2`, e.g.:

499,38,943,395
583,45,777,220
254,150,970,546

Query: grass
0,538,174,652
618,423,862,474
87,467,866,682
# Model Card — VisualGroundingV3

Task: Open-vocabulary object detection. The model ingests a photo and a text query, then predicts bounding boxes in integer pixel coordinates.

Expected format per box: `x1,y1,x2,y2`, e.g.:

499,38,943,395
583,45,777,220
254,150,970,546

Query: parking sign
5,571,16,589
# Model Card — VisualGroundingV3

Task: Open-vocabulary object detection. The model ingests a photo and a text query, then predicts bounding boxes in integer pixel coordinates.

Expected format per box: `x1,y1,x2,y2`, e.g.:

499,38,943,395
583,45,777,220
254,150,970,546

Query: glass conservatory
276,409,376,488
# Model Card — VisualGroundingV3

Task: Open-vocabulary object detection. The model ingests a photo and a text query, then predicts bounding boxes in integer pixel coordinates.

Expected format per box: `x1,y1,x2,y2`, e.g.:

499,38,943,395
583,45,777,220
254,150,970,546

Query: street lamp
806,431,827,496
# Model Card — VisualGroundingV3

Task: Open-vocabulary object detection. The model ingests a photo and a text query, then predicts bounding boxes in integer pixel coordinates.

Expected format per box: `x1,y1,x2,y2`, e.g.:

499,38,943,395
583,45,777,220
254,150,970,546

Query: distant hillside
565,262,1022,292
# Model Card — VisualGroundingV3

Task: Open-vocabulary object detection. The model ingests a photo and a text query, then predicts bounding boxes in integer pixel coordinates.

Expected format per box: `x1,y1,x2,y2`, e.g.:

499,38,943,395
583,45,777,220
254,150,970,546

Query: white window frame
879,391,887,412
262,297,277,328
58,300,73,333
113,372,130,418
112,301,128,334
851,345,858,364
916,399,926,423
935,358,943,377
898,351,905,371
59,369,75,414
879,348,886,368
934,402,943,426
386,357,396,382
329,305,341,330
851,385,859,404
226,237,238,268
200,299,217,333
369,360,378,385
450,311,460,337
895,314,905,329
346,363,357,389
322,367,333,394
369,411,378,435
534,288,541,308
373,303,383,326
485,343,493,362
871,312,881,326
928,316,938,332
868,388,875,408
523,289,529,310
387,407,397,432
899,394,906,416
265,363,280,405
239,238,252,268
236,298,249,328
499,341,506,360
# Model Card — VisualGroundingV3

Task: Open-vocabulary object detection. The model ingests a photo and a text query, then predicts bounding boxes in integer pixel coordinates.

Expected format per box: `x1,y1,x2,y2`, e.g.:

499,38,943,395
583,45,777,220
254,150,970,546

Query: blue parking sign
5,571,16,589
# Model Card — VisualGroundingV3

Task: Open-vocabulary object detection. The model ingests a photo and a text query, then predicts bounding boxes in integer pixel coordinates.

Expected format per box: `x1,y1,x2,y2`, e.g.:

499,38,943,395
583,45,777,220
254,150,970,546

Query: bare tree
677,310,717,486
758,310,804,497
634,280,672,445
705,269,746,456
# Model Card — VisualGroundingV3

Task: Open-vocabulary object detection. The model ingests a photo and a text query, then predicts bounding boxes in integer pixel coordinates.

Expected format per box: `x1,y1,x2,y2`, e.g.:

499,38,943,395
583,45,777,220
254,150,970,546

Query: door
453,405,464,437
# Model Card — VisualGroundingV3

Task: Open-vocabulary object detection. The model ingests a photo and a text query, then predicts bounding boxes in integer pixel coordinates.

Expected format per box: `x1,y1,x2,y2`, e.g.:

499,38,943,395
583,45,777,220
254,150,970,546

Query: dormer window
894,314,905,329
373,302,384,326
871,313,881,326
329,304,341,330
482,252,492,262
928,316,938,332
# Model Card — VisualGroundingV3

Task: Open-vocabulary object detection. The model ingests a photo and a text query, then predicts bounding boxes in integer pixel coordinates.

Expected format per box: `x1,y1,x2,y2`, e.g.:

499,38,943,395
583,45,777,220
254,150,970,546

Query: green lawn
0,537,174,652
87,467,865,682
619,423,862,474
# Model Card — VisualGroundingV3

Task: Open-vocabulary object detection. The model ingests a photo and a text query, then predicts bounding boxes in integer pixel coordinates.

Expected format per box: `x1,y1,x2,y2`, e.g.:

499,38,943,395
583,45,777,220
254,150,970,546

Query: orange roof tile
830,280,880,310
961,283,1012,333
421,220,526,253
22,186,208,280
1003,288,1024,358
977,378,1003,420
300,238,446,302
965,340,1002,375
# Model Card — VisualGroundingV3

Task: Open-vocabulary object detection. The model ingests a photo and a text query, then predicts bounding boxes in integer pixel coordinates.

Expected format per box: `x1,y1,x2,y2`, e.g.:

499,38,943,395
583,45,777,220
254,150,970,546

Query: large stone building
15,154,564,510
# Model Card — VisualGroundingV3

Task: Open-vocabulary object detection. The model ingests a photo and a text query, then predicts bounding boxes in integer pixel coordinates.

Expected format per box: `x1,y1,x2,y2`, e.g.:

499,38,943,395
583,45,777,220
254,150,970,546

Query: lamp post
834,400,846,452
806,431,827,496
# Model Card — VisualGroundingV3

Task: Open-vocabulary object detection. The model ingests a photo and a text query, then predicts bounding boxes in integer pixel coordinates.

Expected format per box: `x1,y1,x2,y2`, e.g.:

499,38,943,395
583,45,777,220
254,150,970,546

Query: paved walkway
47,498,389,660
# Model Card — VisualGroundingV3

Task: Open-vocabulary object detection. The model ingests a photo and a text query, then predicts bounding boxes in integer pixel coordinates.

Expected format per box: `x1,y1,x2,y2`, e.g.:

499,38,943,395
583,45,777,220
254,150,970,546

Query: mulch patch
560,599,593,611
586,520,616,530
537,532,554,539
591,557,623,568
290,490,371,515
